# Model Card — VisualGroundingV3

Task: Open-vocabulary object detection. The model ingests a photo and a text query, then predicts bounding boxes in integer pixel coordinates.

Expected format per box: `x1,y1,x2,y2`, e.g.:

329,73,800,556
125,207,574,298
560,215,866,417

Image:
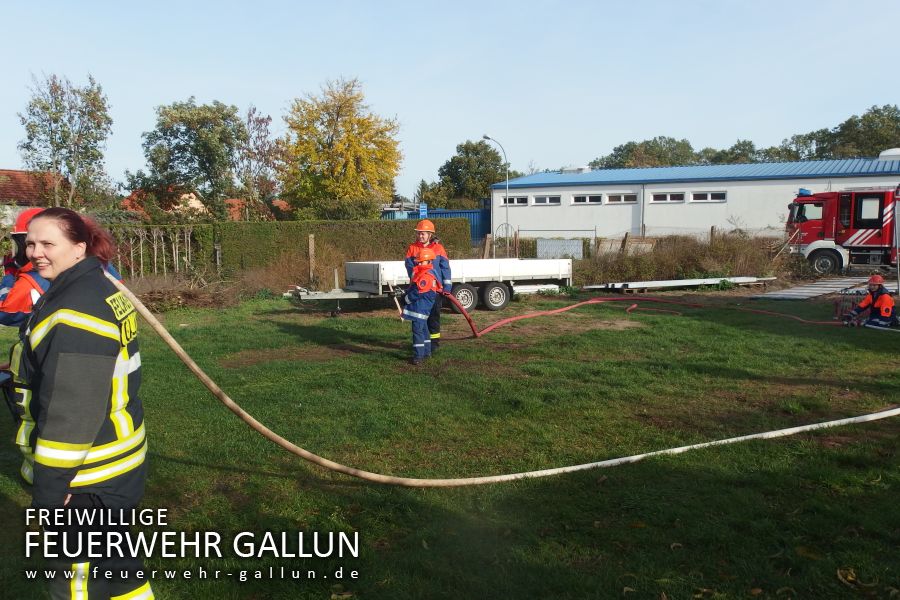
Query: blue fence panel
381,209,489,243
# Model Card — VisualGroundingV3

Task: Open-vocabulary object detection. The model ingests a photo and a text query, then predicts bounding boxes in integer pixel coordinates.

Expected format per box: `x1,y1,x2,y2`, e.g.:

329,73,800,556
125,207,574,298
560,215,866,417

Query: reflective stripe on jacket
402,265,439,321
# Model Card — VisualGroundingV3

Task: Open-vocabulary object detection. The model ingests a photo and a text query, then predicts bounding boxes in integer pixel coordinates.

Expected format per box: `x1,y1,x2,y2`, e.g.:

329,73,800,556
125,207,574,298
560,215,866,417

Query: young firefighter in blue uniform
404,219,452,353
844,274,897,330
399,248,440,365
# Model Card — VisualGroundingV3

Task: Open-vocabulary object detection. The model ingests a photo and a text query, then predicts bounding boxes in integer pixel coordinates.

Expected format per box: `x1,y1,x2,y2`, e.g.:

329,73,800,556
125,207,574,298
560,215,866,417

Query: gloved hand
392,287,406,298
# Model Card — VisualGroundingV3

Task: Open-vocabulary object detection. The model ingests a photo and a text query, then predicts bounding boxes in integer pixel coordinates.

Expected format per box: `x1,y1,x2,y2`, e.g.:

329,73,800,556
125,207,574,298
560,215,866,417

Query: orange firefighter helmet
867,274,885,285
13,208,45,234
415,219,435,233
416,248,436,263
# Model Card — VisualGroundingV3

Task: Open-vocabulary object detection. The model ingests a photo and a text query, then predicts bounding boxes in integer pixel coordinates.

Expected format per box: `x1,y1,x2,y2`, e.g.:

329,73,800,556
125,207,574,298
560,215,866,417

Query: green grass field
1,292,898,599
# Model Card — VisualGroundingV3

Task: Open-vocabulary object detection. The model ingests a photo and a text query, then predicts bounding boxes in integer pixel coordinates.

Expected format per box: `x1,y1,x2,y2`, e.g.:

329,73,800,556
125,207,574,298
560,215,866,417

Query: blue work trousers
411,318,432,359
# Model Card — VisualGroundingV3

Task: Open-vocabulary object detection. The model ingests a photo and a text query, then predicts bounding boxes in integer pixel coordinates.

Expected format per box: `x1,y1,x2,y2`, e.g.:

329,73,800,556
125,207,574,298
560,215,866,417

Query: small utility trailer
288,258,573,311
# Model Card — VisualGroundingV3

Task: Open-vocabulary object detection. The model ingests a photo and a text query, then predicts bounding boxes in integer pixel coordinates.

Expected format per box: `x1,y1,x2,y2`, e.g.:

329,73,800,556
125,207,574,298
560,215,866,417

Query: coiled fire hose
106,273,898,488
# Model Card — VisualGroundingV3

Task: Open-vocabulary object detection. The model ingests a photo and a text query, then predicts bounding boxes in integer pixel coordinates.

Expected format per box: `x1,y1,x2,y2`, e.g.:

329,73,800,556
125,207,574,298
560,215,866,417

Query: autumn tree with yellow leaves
277,78,402,220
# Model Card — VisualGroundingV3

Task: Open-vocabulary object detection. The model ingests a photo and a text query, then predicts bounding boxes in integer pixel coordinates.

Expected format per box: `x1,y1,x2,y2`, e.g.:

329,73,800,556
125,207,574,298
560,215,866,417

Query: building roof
490,158,900,190
0,169,55,205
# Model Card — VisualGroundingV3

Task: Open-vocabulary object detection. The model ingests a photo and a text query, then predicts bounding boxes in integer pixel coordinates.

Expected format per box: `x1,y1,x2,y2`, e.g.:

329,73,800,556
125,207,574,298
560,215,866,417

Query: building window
651,192,685,202
534,195,561,205
501,196,528,206
573,195,603,204
691,191,727,202
607,194,637,204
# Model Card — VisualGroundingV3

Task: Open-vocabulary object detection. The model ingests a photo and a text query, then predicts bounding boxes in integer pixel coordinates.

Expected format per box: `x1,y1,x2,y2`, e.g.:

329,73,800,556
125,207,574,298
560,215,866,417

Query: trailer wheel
452,284,479,312
480,282,510,311
809,250,841,275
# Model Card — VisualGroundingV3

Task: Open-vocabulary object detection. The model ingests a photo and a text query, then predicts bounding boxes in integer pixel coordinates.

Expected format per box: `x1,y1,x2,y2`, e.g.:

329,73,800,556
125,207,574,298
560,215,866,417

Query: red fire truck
786,184,900,274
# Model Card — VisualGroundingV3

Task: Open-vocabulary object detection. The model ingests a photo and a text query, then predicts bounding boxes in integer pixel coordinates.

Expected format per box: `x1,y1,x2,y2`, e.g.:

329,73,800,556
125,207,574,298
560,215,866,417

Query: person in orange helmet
398,248,441,365
843,274,897,329
0,207,50,326
404,219,452,353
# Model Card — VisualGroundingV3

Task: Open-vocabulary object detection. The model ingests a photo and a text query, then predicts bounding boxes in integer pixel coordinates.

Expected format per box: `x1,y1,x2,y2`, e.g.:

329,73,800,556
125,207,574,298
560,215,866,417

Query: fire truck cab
787,184,900,274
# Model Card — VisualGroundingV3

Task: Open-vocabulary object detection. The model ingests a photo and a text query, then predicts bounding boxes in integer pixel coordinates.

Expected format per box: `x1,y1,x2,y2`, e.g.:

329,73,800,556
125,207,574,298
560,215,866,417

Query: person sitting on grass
399,248,440,365
843,274,897,330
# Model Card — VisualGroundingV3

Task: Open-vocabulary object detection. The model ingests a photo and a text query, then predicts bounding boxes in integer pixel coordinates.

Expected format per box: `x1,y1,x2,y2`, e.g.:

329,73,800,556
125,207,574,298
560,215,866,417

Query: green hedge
104,219,470,277
217,218,471,272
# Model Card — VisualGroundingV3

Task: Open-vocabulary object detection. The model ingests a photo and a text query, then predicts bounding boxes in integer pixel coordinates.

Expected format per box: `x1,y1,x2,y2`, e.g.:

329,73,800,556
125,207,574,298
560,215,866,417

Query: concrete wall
488,176,900,239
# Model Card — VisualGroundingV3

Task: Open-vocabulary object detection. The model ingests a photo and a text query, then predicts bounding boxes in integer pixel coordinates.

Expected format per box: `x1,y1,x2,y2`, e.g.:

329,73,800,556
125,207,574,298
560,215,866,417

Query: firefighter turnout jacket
11,256,147,509
405,240,452,291
848,287,896,328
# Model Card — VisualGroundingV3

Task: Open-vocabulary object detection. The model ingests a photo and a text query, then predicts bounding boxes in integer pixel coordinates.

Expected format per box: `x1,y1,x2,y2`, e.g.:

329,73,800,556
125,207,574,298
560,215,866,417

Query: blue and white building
488,152,900,239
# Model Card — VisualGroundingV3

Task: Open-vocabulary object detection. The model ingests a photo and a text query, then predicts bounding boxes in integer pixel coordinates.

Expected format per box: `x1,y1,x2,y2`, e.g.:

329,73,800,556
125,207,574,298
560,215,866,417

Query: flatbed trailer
288,258,573,311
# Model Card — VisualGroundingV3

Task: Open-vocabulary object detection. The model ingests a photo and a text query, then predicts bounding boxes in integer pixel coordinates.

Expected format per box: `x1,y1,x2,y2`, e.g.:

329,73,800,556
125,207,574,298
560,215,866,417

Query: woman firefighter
14,208,153,599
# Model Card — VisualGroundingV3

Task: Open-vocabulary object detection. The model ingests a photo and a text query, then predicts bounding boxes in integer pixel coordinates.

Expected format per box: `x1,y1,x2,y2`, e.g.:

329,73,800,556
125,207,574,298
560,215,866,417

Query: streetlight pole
483,134,509,255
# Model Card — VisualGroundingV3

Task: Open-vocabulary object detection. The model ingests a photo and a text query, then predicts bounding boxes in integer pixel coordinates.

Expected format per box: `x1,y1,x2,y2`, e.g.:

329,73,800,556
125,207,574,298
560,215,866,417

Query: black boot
430,339,440,354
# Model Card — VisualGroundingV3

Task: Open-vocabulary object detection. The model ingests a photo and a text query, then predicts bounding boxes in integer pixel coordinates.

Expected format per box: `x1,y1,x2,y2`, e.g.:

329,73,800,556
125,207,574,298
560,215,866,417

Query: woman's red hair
31,207,116,263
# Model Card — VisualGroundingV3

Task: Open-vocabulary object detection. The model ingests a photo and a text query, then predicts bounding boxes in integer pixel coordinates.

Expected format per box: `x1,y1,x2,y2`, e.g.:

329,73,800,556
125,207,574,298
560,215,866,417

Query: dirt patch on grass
438,307,643,339
138,289,225,312
817,434,857,449
502,316,643,337
220,342,403,367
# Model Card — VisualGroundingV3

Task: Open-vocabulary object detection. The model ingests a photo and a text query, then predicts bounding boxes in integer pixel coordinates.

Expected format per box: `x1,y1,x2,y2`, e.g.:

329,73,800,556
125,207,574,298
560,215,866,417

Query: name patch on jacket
106,292,138,344
106,292,136,321
120,312,138,345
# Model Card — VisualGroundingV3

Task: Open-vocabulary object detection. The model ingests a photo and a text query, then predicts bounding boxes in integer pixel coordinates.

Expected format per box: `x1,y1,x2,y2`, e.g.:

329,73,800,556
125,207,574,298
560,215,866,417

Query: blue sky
2,0,899,199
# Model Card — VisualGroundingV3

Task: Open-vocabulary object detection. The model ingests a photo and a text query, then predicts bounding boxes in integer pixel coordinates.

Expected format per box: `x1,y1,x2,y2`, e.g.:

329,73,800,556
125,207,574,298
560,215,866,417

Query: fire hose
105,273,897,488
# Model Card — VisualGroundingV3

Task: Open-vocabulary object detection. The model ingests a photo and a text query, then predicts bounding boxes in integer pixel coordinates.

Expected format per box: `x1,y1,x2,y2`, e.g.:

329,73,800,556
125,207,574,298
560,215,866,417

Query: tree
415,179,454,209
74,172,121,211
698,139,759,164
413,180,431,204
758,105,900,162
433,140,511,208
758,131,826,162
277,78,402,220
822,104,900,158
135,97,248,218
18,74,113,207
589,136,696,169
236,106,279,220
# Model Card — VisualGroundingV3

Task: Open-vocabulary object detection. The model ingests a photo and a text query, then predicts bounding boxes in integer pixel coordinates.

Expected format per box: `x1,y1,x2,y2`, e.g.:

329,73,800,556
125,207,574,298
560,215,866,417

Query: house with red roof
0,169,56,227
0,169,54,206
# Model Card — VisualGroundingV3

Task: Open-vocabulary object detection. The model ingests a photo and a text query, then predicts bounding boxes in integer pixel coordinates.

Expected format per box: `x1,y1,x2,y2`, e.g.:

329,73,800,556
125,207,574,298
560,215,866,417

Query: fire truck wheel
809,250,842,275
452,284,479,312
